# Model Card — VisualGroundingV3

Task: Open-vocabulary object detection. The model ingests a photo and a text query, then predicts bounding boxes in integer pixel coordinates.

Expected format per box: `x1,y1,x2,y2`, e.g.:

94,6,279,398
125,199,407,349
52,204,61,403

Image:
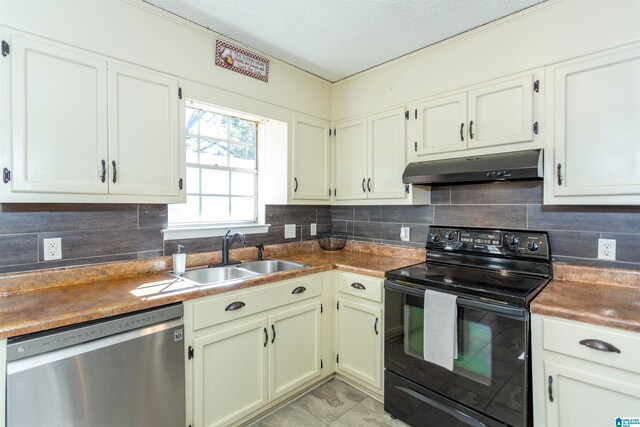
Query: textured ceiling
145,0,545,82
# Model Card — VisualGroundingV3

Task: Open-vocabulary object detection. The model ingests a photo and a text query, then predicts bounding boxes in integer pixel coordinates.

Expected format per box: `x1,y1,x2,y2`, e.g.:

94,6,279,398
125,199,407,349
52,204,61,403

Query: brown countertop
0,241,423,338
531,264,640,333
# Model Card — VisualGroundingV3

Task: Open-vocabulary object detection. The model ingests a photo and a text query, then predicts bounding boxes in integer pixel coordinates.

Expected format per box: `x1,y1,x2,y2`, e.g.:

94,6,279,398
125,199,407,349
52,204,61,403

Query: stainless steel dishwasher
6,303,185,427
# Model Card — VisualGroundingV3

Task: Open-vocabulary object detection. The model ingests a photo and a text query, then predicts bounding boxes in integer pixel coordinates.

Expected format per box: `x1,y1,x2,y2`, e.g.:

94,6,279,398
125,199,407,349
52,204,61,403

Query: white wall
332,0,640,120
1,0,332,121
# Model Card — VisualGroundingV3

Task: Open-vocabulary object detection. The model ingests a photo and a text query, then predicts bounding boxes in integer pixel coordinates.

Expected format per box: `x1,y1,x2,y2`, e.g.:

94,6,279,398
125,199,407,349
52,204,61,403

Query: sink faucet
221,230,246,265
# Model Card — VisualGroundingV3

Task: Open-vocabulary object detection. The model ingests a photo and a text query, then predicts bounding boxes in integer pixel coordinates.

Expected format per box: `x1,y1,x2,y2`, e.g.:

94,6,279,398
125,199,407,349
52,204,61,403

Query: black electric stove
383,226,552,427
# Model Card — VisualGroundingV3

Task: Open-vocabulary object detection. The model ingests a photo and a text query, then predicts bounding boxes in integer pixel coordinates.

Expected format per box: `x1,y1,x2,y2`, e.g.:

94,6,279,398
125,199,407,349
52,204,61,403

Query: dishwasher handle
7,318,183,373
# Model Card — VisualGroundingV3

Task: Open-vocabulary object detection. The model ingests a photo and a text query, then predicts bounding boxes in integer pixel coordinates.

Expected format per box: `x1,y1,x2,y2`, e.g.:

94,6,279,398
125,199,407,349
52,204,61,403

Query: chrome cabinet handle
351,282,366,290
557,163,563,186
460,122,464,141
374,317,379,335
362,178,366,193
263,327,268,347
469,120,474,139
112,160,117,183
367,178,371,192
271,324,276,344
548,375,553,402
100,160,106,183
294,177,298,192
291,286,306,294
579,339,621,353
225,301,246,311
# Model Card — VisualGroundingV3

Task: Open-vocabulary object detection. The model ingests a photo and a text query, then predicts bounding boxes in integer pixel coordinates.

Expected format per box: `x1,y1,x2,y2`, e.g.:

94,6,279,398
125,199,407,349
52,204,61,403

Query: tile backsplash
331,181,640,270
0,181,638,273
0,204,330,274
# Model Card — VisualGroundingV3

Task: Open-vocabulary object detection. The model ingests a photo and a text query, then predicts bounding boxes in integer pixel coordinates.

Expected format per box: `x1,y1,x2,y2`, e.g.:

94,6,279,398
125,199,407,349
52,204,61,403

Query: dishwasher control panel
7,303,183,361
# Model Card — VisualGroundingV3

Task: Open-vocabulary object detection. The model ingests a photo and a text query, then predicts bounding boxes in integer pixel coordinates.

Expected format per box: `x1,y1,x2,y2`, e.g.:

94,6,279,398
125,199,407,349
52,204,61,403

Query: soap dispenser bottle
173,245,186,275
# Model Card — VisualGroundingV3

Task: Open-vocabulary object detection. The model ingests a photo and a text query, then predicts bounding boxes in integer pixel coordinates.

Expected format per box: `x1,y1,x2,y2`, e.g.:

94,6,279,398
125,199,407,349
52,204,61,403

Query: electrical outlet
43,237,62,261
598,238,616,260
400,226,410,242
284,224,296,239
310,223,317,236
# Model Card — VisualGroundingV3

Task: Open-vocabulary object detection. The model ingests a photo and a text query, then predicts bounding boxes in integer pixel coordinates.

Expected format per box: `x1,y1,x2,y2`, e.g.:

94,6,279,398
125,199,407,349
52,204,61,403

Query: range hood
402,149,543,185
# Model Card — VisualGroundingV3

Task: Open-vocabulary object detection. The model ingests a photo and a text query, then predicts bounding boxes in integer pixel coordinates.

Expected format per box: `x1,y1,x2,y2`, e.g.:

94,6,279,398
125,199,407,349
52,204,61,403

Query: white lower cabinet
335,272,384,397
532,314,640,427
337,298,382,390
185,274,325,427
193,317,269,427
269,301,322,400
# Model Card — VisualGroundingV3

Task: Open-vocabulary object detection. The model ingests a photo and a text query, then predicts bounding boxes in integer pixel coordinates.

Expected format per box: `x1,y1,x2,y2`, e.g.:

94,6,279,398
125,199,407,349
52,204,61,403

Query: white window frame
164,101,270,241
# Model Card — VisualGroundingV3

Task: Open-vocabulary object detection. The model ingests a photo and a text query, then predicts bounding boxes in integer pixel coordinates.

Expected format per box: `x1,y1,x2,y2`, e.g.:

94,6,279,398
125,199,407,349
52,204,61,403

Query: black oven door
384,280,530,427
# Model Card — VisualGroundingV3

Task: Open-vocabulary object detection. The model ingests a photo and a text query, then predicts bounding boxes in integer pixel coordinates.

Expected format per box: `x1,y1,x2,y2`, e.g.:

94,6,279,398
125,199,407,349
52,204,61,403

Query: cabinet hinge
337,301,339,310
321,303,323,314
533,122,539,135
336,354,339,364
1,40,9,57
179,178,183,190
405,184,410,194
321,359,323,369
188,345,194,360
533,80,540,93
178,87,183,99
2,168,10,184
404,110,409,120
415,109,417,119
414,141,417,152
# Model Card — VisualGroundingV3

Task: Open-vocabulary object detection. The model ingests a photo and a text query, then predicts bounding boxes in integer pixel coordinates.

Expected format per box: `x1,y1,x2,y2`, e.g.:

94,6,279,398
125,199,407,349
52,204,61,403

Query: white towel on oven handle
423,289,458,371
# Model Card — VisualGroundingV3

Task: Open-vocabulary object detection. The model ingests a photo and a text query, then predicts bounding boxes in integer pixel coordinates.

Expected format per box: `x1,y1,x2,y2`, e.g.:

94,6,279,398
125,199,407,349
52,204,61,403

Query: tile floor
252,378,411,427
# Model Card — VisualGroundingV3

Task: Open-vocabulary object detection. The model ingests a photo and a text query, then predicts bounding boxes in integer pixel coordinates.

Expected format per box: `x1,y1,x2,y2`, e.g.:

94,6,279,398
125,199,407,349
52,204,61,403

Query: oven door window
405,300,493,385
386,291,528,427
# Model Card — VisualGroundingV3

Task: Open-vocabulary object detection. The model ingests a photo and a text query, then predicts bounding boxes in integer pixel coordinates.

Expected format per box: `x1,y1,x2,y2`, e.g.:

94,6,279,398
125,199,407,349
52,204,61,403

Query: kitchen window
168,101,261,229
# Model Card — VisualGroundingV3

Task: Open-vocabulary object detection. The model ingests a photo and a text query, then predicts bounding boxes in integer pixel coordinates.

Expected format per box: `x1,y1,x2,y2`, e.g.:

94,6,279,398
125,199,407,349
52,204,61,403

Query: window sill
163,223,270,241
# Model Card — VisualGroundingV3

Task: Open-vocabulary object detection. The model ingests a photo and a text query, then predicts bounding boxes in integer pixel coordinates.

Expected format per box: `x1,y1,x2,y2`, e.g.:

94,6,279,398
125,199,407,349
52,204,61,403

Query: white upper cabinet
291,113,331,201
367,107,406,199
0,31,185,203
416,93,467,156
107,63,181,197
412,71,540,159
8,34,109,194
334,118,367,201
544,43,640,205
333,106,407,202
468,74,534,148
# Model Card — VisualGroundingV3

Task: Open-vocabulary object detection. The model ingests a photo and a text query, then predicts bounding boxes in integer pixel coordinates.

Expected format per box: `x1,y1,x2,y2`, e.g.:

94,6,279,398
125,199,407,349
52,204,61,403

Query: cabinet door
291,114,330,200
467,74,534,148
550,45,640,197
416,93,467,155
192,317,268,427
268,301,322,400
337,298,382,389
107,63,181,196
543,361,640,427
9,34,109,194
334,118,367,200
368,107,406,199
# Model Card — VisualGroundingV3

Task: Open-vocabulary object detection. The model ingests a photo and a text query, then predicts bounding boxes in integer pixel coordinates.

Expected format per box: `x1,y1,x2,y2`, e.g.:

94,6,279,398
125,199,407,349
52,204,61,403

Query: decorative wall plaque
215,40,269,82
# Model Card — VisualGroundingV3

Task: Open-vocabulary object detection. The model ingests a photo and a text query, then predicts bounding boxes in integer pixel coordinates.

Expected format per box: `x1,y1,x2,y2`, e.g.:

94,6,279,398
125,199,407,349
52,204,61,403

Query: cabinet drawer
542,317,640,374
337,272,382,303
193,275,322,330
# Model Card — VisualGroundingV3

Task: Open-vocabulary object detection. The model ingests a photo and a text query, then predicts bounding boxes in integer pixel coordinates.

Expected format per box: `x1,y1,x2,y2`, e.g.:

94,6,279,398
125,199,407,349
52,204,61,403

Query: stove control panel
427,226,550,259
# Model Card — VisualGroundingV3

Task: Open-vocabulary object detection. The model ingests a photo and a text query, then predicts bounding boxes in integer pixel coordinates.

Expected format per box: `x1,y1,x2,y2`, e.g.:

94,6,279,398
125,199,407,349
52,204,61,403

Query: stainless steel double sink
175,259,307,286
